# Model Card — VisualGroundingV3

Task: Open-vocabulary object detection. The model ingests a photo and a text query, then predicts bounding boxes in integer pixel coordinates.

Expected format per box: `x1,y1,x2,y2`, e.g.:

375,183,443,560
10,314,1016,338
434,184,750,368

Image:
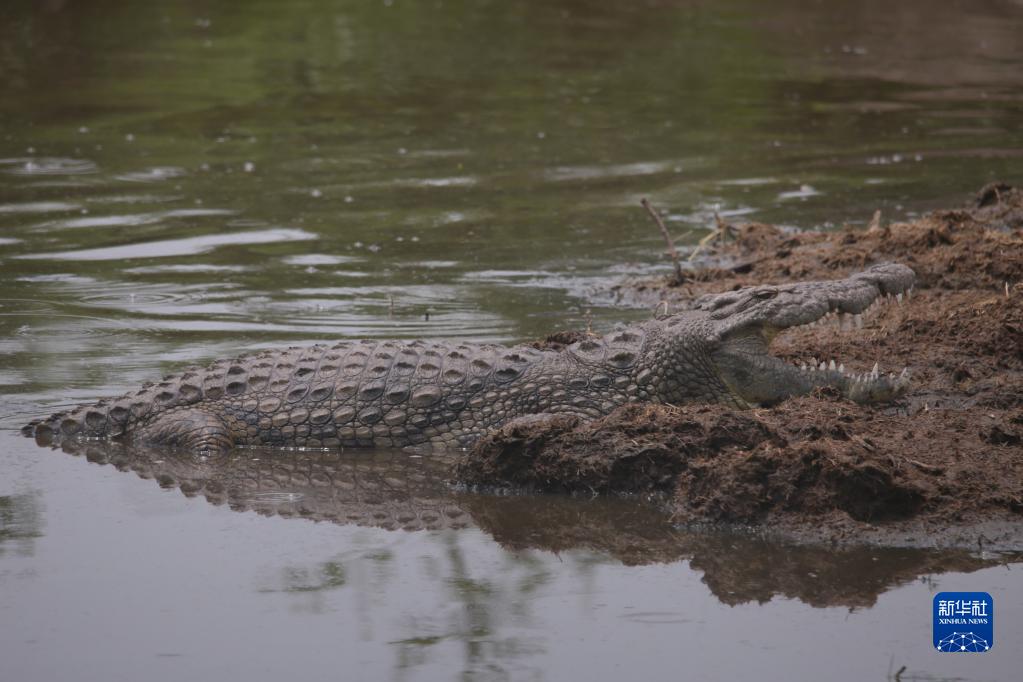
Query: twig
688,211,737,262
853,435,876,452
715,210,737,238
640,198,685,284
904,457,945,475
675,229,696,244
868,209,883,232
688,237,707,263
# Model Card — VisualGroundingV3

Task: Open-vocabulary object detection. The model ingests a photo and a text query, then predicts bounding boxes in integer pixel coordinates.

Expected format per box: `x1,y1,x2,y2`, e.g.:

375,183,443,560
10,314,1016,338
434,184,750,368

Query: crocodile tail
23,399,128,446
21,416,55,440
23,411,68,445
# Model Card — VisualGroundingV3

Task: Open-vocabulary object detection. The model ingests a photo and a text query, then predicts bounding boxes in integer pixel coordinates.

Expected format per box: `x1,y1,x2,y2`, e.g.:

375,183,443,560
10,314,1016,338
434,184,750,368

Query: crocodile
24,263,914,454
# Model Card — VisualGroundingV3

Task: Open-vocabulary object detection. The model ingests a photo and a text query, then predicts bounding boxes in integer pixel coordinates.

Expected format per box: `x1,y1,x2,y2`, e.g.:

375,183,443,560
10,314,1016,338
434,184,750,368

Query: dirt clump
457,184,1023,547
529,329,591,352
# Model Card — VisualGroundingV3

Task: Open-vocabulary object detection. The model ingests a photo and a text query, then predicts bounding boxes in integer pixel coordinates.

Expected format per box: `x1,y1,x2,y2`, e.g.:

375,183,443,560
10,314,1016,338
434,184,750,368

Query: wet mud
458,183,1023,547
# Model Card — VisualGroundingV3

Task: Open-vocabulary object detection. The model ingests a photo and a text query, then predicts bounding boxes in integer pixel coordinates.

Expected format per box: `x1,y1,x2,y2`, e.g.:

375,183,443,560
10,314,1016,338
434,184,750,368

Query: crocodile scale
25,263,915,453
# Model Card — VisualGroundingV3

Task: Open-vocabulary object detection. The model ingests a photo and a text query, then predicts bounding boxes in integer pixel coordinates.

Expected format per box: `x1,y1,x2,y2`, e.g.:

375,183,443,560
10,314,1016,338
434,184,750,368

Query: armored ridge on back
24,263,915,455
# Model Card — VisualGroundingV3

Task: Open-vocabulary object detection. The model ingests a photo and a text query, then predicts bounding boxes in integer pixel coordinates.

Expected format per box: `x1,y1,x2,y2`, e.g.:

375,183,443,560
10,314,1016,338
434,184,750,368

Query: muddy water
2,0,1022,679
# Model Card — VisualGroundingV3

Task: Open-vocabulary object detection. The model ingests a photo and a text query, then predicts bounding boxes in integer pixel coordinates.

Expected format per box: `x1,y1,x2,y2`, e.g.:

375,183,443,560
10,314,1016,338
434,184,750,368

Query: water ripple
777,184,822,201
122,264,252,274
34,207,237,231
284,284,459,304
544,160,679,182
0,201,82,214
394,176,478,188
86,194,184,205
78,291,195,307
281,254,363,266
114,166,188,182
5,280,244,325
15,228,318,261
0,157,98,176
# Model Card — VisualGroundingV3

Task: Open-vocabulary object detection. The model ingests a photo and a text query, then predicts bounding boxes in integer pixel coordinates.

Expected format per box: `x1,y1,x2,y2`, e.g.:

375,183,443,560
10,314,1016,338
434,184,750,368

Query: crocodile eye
753,289,777,300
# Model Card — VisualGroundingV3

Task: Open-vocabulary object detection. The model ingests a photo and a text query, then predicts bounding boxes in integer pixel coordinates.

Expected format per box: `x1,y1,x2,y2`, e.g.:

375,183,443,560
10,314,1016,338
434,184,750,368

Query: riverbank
456,183,1023,548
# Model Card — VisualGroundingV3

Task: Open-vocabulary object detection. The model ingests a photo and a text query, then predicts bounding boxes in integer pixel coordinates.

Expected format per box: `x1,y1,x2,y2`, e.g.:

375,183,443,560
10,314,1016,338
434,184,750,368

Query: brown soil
456,183,1023,548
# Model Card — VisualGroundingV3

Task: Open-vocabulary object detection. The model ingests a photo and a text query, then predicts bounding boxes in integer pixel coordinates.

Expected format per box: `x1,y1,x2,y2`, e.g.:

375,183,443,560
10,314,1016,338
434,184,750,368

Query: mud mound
459,184,1023,546
459,400,1021,526
612,182,1023,307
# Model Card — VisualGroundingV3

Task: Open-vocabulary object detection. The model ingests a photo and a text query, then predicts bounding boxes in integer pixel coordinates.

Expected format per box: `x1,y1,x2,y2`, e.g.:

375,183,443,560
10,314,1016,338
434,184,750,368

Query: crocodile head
684,263,915,406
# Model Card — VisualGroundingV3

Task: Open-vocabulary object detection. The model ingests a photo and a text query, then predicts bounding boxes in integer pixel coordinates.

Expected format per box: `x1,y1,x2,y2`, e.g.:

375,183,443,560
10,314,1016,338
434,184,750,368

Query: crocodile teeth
871,362,880,379
819,361,827,371
828,360,836,371
854,314,863,329
896,292,903,304
839,363,845,374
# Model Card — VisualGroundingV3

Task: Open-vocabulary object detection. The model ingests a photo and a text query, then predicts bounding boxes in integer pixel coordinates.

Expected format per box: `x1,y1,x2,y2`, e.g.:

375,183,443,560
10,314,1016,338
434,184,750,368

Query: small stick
640,198,685,284
905,457,944,475
868,209,883,232
714,210,735,238
688,229,718,263
688,211,735,262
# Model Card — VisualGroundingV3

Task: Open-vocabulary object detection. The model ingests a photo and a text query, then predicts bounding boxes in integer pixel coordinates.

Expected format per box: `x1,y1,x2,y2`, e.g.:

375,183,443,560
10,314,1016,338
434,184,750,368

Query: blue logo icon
933,592,993,652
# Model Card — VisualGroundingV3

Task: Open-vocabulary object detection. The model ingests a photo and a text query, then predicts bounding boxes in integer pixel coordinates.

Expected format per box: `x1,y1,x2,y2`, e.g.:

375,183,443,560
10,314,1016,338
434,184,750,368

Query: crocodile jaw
701,263,916,406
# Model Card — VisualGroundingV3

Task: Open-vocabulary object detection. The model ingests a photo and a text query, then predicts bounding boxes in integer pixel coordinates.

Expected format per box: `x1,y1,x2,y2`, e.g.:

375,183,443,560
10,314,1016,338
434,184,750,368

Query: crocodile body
25,263,915,454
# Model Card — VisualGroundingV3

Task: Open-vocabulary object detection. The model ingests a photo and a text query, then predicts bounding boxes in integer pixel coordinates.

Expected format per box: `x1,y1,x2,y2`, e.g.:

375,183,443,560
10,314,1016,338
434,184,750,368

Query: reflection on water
50,439,1022,610
259,561,348,595
0,492,43,558
5,428,1019,682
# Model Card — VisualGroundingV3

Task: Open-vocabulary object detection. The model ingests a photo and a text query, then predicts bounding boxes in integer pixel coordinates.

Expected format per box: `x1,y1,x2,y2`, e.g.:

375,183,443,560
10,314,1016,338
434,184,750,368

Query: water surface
2,0,1022,679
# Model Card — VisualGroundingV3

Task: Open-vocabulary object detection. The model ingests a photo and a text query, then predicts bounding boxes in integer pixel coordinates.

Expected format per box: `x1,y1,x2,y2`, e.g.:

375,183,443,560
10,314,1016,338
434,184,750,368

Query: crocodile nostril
711,298,733,310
